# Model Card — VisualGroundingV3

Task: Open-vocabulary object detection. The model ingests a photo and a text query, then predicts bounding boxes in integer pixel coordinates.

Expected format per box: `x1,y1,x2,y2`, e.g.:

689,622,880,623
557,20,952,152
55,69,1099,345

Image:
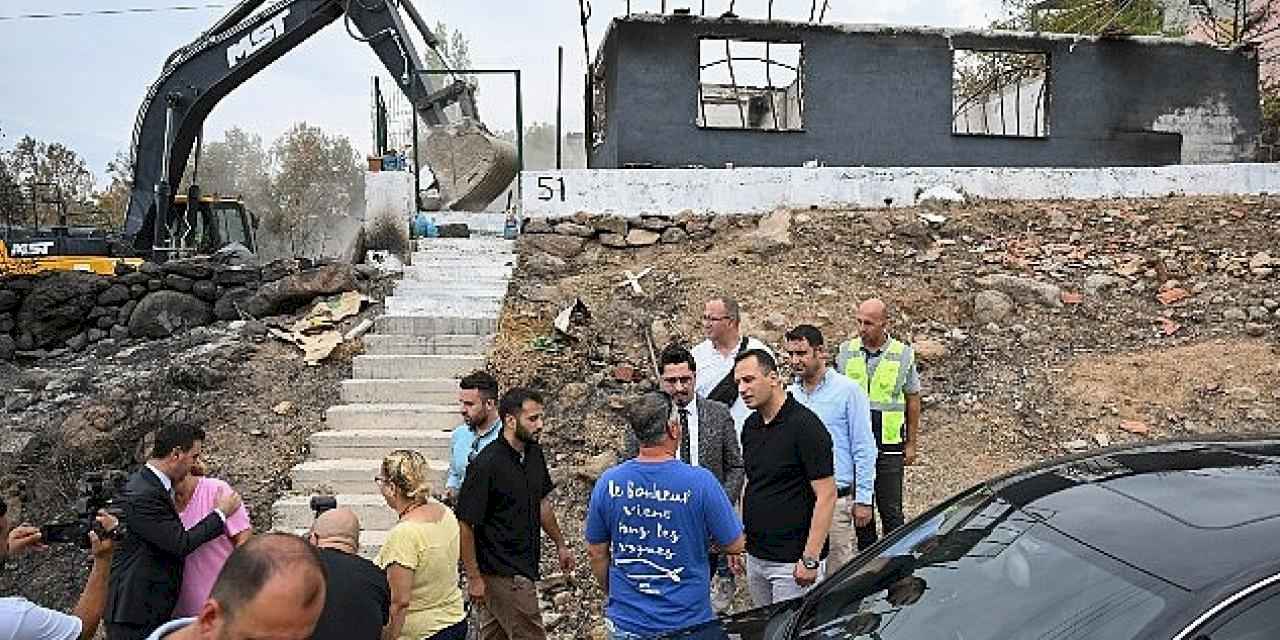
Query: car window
794,495,1187,640
1198,590,1280,640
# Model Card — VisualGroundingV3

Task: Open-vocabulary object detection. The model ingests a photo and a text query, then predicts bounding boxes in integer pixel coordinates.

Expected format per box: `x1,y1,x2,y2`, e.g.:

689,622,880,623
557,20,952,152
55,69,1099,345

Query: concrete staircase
273,237,514,557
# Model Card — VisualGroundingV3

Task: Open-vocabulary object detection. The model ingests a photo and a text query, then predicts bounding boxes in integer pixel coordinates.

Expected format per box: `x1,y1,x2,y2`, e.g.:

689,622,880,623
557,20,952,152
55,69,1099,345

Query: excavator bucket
422,120,518,212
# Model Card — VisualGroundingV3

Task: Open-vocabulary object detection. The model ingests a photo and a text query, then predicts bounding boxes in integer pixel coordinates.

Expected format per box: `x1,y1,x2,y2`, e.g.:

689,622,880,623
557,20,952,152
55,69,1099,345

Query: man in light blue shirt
784,324,876,572
444,371,503,503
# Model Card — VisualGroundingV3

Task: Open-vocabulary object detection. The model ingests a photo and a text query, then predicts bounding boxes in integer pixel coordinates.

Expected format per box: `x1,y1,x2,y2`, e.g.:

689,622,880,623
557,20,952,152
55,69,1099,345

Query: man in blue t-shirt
586,393,745,640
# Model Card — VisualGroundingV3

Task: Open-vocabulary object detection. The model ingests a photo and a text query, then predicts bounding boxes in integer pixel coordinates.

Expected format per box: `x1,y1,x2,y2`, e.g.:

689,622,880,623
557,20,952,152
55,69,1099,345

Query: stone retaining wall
522,211,759,247
0,257,360,362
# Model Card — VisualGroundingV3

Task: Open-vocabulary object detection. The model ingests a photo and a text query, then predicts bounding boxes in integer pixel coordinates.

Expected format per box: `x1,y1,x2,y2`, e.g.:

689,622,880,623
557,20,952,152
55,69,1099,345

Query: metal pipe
412,104,421,210
516,69,524,175
557,46,564,170
154,94,179,255
398,0,441,48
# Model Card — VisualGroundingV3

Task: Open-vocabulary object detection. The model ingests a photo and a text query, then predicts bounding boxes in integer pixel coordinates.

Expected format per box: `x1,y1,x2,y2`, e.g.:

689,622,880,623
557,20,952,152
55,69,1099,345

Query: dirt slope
489,195,1280,638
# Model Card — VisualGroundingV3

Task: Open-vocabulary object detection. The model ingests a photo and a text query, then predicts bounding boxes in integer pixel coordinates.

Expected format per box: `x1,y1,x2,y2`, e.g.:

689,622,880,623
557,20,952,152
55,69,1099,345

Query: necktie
678,408,691,463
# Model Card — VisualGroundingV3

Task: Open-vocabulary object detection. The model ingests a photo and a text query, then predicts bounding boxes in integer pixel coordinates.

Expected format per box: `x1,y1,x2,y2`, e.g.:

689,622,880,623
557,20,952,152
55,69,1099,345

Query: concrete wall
364,171,415,223
590,15,1260,168
521,164,1280,217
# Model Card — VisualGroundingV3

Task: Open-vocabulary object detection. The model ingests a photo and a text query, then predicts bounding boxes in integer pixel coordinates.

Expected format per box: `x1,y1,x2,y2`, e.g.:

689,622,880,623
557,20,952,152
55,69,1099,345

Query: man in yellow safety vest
835,298,921,550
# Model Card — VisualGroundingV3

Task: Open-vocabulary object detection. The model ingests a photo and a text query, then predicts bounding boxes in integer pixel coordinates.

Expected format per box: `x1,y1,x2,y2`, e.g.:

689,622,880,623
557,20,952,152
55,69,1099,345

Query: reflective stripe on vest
841,337,911,447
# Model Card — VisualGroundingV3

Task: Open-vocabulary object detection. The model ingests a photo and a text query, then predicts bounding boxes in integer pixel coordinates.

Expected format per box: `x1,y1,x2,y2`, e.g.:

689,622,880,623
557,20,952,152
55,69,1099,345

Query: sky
0,0,1005,185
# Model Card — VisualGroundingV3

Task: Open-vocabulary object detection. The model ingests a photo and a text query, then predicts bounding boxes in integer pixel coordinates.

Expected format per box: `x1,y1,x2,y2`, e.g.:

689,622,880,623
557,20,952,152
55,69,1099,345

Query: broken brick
1119,420,1150,435
1156,288,1190,305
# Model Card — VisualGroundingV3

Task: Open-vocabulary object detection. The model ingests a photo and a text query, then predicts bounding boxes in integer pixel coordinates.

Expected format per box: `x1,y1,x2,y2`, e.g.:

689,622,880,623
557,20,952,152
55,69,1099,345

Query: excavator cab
168,195,256,256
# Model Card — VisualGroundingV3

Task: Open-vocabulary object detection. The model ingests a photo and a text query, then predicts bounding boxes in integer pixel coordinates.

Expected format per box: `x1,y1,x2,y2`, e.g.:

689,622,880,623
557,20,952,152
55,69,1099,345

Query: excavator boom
124,0,515,257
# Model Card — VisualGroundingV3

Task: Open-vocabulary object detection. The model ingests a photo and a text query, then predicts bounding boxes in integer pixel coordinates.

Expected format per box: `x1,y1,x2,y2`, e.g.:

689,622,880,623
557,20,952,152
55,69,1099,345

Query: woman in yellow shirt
375,449,468,640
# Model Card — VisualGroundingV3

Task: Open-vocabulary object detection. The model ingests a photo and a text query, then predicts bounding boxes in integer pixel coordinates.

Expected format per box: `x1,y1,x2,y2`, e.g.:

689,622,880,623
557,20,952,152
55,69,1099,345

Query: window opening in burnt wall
698,39,804,131
953,49,1049,138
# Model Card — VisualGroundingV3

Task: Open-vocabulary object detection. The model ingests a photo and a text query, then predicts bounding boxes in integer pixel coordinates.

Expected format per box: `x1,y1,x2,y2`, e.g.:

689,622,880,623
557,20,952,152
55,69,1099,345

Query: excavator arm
124,0,513,257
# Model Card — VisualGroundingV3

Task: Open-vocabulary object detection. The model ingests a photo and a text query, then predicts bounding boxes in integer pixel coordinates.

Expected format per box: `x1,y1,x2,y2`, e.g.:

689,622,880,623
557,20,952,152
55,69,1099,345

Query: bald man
147,533,326,640
835,299,922,550
308,508,390,640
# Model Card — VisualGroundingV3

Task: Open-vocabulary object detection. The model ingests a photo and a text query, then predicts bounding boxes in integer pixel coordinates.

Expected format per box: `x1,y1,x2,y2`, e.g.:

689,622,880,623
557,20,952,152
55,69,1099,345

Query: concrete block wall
521,164,1280,218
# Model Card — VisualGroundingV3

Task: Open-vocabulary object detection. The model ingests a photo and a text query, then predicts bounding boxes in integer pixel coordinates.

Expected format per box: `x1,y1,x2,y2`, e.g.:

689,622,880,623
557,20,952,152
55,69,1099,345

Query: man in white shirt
690,296,773,434
1,495,118,640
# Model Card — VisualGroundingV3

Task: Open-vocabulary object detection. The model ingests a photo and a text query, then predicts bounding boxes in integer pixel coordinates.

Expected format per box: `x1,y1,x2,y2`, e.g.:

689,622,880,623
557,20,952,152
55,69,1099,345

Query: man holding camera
1,496,119,640
105,424,242,640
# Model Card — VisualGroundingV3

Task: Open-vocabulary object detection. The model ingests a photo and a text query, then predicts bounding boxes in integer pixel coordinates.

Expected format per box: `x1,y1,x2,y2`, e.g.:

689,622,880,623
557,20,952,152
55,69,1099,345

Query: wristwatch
800,555,820,571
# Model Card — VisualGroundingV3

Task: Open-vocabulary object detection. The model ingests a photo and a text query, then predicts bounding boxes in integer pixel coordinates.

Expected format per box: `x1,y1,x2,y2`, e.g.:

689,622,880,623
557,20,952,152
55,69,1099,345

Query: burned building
588,14,1259,168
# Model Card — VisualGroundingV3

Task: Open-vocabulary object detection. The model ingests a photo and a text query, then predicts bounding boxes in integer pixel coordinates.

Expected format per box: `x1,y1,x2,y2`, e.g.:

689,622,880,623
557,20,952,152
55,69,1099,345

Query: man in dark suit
105,423,241,640
624,344,744,612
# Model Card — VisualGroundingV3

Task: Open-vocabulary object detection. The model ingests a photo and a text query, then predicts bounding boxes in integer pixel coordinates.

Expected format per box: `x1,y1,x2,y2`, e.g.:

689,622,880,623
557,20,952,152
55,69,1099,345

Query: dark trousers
429,618,468,640
855,454,905,550
106,622,152,640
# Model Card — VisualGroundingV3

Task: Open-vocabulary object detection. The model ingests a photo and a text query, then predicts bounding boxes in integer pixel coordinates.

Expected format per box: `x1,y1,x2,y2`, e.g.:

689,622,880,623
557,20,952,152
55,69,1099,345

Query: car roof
986,438,1280,591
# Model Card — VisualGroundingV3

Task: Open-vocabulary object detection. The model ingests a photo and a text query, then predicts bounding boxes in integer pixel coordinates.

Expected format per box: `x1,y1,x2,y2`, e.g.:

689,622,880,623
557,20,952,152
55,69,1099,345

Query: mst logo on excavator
226,9,290,68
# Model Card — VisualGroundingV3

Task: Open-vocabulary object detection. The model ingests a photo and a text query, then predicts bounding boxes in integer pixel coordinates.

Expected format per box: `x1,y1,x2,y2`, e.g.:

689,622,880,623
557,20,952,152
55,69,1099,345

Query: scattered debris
1119,420,1151,435
1156,287,1190,305
615,267,654,296
553,299,592,337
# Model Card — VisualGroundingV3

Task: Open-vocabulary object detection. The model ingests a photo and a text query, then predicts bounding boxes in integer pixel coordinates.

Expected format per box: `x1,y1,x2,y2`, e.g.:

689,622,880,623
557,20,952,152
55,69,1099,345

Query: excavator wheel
423,120,519,212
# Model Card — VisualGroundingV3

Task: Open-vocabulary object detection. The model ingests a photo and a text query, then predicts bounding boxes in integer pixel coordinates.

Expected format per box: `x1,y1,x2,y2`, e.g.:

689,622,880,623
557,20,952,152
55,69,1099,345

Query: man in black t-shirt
306,508,389,640
734,349,837,607
456,387,575,640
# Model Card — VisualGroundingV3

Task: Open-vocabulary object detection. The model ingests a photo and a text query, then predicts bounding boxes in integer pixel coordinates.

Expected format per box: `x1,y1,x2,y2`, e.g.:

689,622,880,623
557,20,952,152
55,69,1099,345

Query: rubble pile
494,196,1280,639
0,263,391,611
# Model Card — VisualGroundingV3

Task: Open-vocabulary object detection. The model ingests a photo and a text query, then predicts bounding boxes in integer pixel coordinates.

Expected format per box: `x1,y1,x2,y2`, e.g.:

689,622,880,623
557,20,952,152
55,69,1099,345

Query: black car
725,438,1280,640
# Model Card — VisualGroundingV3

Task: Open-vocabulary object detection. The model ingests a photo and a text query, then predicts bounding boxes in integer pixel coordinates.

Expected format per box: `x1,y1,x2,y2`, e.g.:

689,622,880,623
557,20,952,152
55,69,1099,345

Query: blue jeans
605,619,729,640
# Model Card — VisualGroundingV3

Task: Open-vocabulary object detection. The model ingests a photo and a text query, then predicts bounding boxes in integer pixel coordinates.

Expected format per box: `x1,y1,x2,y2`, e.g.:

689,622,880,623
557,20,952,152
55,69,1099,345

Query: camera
40,470,128,548
310,495,337,517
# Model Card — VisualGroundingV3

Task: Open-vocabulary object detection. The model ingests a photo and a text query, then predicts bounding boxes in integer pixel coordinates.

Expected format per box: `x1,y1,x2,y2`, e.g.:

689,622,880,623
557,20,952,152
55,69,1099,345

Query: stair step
308,429,452,460
374,316,498,337
340,378,462,403
384,301,503,318
362,334,492,356
353,354,486,379
390,285,508,300
290,458,448,494
403,267,512,280
274,494,400,531
324,404,460,430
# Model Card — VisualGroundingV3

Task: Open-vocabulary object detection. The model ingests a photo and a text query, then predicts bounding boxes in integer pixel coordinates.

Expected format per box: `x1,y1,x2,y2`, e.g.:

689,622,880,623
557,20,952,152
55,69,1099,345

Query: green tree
0,136,96,227
996,0,1166,35
91,150,133,229
265,122,364,256
427,22,475,87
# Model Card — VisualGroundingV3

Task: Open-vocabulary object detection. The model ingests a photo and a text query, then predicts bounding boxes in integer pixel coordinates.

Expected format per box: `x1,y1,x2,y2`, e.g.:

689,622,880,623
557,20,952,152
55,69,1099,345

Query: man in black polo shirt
733,349,837,607
457,387,575,640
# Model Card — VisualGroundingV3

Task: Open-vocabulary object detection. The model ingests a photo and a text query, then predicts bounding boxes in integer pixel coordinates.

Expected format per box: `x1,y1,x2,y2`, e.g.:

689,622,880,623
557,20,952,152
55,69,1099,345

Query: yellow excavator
0,182,142,276
1,190,247,276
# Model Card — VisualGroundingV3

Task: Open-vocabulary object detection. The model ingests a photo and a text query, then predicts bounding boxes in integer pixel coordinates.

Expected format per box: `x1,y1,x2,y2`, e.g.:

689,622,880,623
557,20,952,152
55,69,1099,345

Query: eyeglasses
373,477,388,485
702,315,731,322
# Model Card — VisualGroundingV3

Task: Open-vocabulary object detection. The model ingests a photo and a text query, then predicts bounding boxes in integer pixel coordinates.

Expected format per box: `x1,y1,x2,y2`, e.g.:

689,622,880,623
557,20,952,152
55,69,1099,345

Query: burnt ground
489,196,1280,638
0,279,393,611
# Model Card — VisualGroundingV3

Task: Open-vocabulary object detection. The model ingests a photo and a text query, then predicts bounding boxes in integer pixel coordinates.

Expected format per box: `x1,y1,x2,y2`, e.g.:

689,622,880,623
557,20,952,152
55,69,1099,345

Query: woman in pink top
172,461,253,618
